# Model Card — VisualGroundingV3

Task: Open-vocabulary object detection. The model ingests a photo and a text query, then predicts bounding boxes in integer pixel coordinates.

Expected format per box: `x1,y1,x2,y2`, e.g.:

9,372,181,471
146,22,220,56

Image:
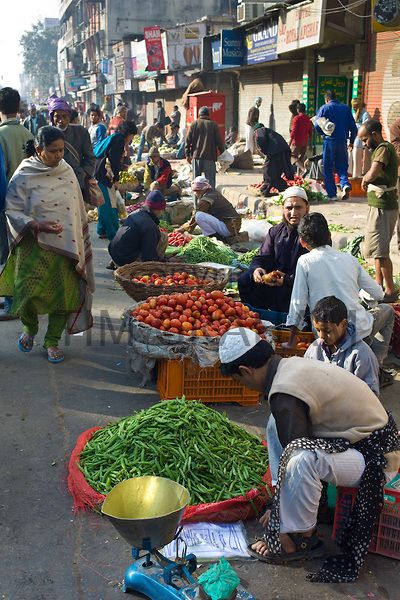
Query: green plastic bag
198,557,240,600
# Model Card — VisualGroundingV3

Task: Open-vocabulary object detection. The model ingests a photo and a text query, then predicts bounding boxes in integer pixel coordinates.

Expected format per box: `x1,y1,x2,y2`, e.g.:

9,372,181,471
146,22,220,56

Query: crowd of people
0,83,399,585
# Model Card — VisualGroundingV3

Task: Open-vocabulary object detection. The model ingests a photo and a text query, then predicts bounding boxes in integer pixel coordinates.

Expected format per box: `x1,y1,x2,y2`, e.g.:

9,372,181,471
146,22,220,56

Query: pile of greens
176,236,238,265
79,399,270,504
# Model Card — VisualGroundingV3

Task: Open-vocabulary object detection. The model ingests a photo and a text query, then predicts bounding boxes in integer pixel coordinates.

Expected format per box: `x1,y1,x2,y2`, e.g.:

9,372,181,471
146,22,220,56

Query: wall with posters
166,23,206,70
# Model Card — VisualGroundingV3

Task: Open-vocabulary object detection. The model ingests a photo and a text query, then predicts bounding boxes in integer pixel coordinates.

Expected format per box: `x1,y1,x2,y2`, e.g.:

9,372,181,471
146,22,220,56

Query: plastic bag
217,150,234,173
198,558,240,600
240,219,272,243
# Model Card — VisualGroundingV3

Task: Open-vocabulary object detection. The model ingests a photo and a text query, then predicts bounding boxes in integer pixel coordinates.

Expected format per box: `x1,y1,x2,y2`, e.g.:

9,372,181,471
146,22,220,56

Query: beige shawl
6,156,95,333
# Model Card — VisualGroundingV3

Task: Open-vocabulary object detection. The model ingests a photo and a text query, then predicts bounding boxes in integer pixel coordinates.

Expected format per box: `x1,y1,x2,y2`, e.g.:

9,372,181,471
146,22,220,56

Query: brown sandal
247,532,325,564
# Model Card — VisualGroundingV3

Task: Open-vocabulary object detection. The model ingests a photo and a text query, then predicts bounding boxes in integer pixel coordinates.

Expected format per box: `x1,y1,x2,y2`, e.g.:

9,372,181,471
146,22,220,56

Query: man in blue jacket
314,90,358,200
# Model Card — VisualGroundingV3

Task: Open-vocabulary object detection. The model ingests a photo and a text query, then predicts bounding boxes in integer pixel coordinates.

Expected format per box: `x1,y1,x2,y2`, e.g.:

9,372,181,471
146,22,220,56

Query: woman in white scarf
0,126,95,363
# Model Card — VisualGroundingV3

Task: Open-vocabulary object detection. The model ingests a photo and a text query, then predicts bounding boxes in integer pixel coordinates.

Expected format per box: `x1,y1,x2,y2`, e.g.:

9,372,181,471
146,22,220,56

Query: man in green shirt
359,120,398,303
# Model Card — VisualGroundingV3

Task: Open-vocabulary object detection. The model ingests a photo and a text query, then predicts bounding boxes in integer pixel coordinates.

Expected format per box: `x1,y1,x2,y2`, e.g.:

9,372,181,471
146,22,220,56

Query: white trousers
195,211,230,238
266,415,365,533
245,124,255,153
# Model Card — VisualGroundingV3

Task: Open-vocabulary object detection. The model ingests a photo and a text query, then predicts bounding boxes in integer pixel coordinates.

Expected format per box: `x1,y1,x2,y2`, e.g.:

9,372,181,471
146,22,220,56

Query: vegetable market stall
68,398,273,520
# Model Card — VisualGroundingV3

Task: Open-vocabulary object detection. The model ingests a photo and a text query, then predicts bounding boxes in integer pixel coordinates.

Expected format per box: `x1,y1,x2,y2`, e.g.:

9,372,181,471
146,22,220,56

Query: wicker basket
114,261,230,301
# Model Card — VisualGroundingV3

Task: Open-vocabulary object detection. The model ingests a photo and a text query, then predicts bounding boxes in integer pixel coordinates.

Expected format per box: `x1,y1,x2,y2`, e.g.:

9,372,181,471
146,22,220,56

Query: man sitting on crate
285,212,395,388
238,186,309,315
108,190,168,267
177,176,242,244
219,327,400,583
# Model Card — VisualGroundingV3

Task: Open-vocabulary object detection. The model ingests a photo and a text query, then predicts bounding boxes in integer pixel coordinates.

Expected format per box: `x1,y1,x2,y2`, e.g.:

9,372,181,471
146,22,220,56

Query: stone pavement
0,226,399,600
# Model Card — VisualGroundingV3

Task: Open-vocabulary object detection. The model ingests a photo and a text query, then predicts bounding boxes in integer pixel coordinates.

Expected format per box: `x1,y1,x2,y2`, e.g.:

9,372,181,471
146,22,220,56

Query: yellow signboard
371,0,400,32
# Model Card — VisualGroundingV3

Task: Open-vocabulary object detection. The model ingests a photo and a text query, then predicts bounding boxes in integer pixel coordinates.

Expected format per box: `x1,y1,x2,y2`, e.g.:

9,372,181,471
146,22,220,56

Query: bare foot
251,529,314,557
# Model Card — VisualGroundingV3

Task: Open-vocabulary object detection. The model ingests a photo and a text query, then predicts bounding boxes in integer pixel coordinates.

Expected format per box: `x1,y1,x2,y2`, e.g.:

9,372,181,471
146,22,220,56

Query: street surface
1,185,399,600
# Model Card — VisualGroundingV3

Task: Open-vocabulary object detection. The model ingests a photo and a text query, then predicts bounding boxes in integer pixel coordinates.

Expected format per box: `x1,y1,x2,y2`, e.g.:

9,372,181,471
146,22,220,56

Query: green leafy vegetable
176,236,237,265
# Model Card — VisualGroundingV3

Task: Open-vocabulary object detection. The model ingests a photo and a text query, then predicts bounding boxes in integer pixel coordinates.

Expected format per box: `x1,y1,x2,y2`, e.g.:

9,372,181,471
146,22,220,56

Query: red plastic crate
390,304,400,358
332,478,400,559
157,359,260,406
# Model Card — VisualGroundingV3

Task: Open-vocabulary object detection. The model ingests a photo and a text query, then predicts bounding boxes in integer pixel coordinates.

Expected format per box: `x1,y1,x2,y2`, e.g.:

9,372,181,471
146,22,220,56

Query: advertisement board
166,23,206,70
371,0,400,31
245,20,278,64
144,26,165,71
317,76,349,109
221,30,244,66
277,0,326,53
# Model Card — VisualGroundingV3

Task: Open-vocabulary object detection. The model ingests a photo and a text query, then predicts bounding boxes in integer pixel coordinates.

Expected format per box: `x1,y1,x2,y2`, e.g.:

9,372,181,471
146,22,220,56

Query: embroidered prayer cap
191,176,212,191
219,327,262,364
144,190,166,211
282,185,308,203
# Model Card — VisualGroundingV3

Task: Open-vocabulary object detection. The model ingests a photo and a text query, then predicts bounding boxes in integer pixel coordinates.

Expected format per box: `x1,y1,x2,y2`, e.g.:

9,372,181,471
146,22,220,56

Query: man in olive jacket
185,106,224,188
389,116,400,252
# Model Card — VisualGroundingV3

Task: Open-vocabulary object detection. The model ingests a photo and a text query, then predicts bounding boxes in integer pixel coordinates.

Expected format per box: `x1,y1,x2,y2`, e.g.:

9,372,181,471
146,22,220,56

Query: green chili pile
176,236,238,265
79,398,269,504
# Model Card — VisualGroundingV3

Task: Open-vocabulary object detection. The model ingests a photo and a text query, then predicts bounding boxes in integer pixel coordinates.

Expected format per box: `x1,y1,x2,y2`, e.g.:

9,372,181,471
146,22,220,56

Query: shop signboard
166,23,206,70
317,76,349,109
211,37,223,70
371,0,400,32
277,0,326,54
221,30,244,66
144,26,165,71
245,19,278,65
166,75,176,88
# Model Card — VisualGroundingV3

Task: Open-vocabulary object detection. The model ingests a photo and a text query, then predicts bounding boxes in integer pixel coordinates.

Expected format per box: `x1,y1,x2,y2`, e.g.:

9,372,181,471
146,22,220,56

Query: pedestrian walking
288,99,300,133
156,100,166,129
359,119,398,303
170,105,181,128
290,103,312,173
185,106,224,189
350,98,371,177
314,90,358,200
23,103,46,136
48,96,96,200
108,104,127,135
245,97,262,153
0,87,33,321
389,115,400,253
136,122,166,162
254,124,295,196
0,126,94,363
88,107,107,148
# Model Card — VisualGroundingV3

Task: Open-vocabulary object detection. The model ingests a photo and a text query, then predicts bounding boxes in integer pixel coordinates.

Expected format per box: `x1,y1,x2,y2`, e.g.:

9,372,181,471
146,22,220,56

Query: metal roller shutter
365,31,400,138
238,69,273,138
271,64,303,140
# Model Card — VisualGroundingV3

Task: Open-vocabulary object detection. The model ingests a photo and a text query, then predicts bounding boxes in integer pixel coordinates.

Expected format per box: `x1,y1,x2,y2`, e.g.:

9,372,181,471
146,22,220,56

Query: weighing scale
102,476,256,600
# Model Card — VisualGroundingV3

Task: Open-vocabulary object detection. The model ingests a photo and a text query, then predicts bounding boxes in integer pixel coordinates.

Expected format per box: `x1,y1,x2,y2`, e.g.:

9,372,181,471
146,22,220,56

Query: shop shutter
271,64,303,140
365,31,400,138
238,69,273,138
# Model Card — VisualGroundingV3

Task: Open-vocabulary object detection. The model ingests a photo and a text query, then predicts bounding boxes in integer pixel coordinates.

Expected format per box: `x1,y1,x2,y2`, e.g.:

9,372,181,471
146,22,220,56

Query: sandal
18,333,34,353
247,532,325,564
379,368,394,388
47,347,65,364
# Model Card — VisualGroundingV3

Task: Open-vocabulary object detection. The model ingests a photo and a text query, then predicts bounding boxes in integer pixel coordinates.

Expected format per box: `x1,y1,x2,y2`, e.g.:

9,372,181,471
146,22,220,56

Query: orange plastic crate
157,359,260,406
273,330,315,358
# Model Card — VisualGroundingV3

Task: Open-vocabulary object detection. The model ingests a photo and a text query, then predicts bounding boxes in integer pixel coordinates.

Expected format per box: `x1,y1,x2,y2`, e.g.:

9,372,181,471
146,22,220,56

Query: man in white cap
218,327,400,583
178,176,241,241
245,97,262,153
238,186,309,314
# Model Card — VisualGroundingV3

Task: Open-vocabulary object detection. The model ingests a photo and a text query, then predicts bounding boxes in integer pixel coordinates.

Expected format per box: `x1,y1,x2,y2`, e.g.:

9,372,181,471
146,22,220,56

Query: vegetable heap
168,231,193,247
79,398,270,503
131,271,210,286
238,248,259,266
119,171,139,185
176,236,237,265
131,289,265,336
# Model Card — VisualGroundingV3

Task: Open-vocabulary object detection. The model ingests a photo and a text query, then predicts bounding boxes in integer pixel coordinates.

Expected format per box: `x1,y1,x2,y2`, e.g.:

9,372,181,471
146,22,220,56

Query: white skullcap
282,186,308,203
219,327,262,364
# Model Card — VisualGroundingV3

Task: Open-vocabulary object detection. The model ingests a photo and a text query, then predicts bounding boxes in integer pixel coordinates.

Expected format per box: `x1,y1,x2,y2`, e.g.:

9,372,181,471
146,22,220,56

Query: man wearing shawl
48,97,95,197
0,126,95,363
219,327,400,583
255,124,295,196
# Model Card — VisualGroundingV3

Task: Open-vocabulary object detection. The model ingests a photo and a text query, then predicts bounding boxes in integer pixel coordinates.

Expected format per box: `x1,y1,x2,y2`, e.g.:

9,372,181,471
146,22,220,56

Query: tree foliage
20,21,59,97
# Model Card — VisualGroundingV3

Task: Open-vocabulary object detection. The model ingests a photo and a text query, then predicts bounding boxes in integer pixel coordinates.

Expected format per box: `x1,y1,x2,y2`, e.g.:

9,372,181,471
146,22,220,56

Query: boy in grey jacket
305,295,380,396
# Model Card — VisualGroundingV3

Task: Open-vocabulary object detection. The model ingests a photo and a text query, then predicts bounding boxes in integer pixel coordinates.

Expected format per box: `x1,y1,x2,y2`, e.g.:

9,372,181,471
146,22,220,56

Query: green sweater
367,141,398,210
0,119,33,181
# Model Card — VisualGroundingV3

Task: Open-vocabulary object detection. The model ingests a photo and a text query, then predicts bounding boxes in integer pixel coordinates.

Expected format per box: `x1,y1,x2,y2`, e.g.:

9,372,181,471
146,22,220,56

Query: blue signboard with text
245,20,278,64
221,30,244,66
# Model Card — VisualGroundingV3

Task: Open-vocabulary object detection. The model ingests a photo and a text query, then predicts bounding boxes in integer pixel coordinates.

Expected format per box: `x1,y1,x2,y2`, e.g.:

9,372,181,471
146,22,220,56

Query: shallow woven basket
114,261,230,301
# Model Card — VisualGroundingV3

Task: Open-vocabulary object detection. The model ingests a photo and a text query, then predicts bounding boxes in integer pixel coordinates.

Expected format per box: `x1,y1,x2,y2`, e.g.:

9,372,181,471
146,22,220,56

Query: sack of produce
68,398,273,519
231,149,254,170
217,150,234,173
164,198,194,225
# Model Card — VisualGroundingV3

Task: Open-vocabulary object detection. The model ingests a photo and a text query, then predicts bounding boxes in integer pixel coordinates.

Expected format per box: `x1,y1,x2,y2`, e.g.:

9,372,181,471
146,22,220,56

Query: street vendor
136,122,167,162
178,176,241,242
238,186,309,313
255,124,295,196
219,327,400,583
108,190,167,267
143,146,180,200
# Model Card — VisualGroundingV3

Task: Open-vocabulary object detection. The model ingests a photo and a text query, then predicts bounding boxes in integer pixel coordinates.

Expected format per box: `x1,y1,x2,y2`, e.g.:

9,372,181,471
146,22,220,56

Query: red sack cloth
68,427,273,520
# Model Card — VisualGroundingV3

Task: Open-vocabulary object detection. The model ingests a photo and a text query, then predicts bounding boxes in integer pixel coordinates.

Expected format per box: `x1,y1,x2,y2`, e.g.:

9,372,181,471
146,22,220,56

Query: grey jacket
304,322,380,397
63,124,95,189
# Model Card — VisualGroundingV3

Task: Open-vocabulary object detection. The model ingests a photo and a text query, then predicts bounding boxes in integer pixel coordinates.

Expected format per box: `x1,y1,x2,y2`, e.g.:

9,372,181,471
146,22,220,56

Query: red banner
144,26,165,71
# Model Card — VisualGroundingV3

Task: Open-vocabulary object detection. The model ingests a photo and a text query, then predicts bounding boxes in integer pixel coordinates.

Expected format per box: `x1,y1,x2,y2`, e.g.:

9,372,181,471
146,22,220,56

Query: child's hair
298,213,331,248
25,126,65,158
312,296,348,325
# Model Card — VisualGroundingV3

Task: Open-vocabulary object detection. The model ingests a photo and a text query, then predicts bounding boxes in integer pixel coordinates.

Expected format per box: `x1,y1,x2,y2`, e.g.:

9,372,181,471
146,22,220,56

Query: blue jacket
315,99,358,144
304,322,380,397
0,145,7,212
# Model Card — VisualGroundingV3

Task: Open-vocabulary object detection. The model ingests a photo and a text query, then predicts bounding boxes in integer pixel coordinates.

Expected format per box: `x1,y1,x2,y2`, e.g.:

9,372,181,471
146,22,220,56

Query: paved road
1,225,399,600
